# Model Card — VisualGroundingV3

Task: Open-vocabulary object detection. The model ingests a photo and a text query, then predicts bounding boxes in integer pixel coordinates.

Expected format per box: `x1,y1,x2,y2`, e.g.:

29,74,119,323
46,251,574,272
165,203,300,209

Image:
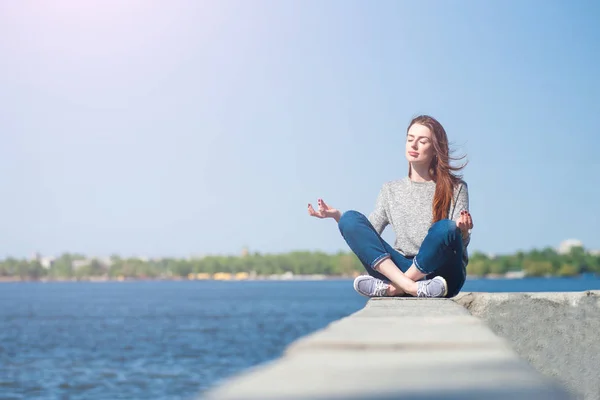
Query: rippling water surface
2,277,600,399
0,281,366,399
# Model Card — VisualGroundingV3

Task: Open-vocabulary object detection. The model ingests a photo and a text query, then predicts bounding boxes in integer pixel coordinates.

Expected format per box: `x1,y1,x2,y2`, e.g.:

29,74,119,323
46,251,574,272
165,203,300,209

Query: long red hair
407,115,467,223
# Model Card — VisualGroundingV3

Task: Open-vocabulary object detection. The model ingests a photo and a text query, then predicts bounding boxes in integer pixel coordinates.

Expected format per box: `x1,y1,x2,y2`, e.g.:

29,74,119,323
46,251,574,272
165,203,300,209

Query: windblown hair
407,115,467,223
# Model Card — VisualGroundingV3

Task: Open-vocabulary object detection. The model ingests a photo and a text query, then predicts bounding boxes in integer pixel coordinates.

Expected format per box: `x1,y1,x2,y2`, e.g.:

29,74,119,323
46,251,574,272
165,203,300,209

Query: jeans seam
413,257,428,274
370,253,391,270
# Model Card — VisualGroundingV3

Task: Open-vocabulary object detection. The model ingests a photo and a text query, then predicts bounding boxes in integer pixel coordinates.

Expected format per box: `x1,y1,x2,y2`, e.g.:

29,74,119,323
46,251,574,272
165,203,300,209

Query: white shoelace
374,280,389,297
417,277,446,298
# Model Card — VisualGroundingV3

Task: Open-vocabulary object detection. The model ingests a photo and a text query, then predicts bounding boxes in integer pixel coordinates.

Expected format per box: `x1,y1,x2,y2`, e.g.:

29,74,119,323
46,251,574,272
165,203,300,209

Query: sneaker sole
439,276,448,297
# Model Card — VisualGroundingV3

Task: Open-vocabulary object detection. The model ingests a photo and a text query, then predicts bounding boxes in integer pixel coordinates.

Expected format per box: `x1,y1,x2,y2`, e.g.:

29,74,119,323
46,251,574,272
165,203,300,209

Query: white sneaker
416,276,448,298
353,275,389,297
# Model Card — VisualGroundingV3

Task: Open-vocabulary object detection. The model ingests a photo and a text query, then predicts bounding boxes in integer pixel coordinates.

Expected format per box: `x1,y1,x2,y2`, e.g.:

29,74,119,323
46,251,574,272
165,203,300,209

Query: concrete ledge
285,300,505,353
202,296,575,400
455,291,600,400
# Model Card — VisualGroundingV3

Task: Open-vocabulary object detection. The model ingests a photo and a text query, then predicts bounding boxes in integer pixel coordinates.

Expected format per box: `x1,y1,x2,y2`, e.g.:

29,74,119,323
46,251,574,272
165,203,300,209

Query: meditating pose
308,115,473,298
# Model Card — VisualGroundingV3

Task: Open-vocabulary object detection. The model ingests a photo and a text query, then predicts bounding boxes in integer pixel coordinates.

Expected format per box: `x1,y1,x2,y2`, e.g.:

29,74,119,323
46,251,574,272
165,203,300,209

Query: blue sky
1,0,599,258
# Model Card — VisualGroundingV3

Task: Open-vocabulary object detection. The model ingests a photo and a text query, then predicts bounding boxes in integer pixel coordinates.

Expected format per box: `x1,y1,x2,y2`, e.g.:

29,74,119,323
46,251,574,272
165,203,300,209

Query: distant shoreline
4,246,598,282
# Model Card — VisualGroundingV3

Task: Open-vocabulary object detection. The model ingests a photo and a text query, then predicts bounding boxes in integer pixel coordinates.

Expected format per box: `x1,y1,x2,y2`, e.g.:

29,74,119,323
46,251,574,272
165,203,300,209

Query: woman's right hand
308,199,342,222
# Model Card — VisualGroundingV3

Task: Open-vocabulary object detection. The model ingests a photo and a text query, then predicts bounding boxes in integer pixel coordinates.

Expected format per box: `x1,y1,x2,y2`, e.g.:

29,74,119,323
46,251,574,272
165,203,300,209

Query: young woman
308,115,473,298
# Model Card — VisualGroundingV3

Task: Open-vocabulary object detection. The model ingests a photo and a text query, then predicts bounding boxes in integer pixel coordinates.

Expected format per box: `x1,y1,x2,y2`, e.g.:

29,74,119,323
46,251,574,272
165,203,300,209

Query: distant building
235,272,249,280
72,259,92,270
96,257,114,268
280,271,294,280
29,253,55,269
40,256,55,269
188,273,211,280
213,272,233,281
557,239,584,255
505,270,526,279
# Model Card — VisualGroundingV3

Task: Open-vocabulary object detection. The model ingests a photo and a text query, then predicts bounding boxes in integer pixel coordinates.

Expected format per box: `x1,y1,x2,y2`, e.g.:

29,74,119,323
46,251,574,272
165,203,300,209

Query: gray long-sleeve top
368,177,471,267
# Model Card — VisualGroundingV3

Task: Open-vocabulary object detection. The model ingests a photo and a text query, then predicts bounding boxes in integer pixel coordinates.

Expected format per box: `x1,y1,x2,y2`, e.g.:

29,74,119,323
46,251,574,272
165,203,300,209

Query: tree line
0,246,598,281
468,246,599,277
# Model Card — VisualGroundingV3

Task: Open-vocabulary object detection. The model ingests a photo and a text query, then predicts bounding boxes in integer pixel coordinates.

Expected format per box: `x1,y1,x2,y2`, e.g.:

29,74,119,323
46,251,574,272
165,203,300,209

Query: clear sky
1,0,599,259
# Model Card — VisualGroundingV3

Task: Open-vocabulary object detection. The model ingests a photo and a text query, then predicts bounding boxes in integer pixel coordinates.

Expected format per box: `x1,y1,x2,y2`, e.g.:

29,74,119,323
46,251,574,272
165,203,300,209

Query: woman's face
405,123,435,167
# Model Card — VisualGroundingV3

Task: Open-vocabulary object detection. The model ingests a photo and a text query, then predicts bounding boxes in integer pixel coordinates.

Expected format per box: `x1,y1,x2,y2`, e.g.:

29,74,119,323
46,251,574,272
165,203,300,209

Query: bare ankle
387,285,404,296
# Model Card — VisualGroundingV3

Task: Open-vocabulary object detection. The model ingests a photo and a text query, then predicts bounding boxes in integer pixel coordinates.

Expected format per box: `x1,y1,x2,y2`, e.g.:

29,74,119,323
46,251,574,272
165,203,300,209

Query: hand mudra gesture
308,198,340,220
456,210,474,238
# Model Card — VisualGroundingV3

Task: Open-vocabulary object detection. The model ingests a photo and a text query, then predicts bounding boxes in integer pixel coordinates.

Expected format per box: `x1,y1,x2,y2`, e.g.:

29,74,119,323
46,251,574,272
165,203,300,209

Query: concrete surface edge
201,293,584,400
454,290,599,400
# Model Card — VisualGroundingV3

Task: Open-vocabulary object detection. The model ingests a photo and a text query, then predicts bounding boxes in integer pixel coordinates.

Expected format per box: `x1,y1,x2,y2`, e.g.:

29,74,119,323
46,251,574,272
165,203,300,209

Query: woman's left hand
456,210,473,238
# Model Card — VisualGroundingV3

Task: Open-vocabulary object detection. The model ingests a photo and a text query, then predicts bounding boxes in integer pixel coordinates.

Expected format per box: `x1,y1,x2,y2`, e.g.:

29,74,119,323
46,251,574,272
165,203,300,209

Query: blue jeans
338,210,466,298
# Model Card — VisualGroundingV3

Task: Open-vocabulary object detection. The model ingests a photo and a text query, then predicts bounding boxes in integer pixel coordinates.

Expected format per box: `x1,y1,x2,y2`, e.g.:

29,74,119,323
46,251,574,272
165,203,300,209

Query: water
1,277,600,400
